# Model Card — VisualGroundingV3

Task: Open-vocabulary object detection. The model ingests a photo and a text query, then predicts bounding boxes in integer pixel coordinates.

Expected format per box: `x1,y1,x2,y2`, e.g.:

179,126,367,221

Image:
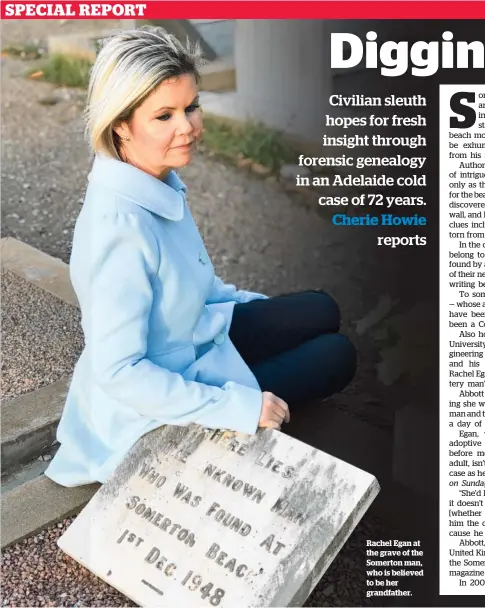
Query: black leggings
229,290,357,405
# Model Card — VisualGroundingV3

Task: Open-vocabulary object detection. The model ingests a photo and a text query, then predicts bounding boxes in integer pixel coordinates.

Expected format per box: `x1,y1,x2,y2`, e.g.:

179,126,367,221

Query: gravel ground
1,513,394,608
1,19,406,608
1,268,83,402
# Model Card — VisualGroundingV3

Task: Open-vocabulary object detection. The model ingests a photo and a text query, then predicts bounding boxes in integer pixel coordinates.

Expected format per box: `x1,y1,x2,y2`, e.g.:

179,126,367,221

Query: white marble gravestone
57,424,380,607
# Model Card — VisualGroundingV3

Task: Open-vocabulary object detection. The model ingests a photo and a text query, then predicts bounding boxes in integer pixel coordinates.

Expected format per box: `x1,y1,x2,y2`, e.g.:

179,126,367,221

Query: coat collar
88,154,187,221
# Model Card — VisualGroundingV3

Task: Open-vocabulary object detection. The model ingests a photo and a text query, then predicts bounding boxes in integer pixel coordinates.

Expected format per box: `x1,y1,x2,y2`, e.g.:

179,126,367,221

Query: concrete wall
234,20,333,140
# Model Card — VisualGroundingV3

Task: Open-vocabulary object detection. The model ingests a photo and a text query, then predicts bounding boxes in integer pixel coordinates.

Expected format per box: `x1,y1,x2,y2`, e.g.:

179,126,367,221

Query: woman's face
115,73,202,179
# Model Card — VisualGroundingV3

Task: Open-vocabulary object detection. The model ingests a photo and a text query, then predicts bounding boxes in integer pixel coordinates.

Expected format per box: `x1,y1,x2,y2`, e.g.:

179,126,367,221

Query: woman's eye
156,105,199,121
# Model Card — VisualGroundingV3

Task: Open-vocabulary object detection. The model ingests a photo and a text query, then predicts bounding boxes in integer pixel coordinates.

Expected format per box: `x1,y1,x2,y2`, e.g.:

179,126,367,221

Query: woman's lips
173,141,194,150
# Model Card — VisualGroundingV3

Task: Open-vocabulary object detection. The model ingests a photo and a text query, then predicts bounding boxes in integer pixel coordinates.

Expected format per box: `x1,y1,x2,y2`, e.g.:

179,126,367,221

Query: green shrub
28,54,92,88
201,115,295,173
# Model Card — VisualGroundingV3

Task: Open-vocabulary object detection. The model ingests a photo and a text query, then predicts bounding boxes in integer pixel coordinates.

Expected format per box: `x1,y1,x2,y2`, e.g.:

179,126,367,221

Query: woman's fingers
270,394,290,423
258,392,290,429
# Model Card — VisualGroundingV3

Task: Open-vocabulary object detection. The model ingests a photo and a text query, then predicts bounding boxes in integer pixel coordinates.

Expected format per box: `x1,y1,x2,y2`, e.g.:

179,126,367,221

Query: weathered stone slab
57,424,379,607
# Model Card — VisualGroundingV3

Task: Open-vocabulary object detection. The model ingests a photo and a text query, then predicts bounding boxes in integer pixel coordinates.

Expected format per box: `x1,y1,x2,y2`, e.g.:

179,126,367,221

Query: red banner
2,1,485,20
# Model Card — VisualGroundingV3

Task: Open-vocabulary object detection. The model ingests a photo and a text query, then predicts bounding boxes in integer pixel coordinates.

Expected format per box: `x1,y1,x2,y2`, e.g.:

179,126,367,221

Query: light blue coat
44,154,267,488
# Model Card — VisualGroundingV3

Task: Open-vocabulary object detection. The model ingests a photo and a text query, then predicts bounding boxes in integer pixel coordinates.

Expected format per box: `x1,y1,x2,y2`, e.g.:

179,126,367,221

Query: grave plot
57,423,379,607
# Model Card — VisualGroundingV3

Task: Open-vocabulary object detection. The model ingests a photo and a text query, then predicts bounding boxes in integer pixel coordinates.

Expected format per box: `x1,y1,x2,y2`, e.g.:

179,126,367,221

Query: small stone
38,97,60,107
237,157,252,169
251,162,271,175
280,164,311,180
323,583,335,596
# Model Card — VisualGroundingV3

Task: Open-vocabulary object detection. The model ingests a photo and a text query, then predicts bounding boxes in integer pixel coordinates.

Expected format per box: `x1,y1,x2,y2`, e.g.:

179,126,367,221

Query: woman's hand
258,392,290,430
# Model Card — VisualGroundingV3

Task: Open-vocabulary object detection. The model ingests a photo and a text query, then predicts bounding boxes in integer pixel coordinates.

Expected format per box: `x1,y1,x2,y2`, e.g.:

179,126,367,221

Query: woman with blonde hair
45,26,356,488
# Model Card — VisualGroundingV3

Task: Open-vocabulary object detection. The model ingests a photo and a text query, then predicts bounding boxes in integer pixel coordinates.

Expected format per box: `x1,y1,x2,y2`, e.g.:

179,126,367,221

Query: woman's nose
175,113,194,136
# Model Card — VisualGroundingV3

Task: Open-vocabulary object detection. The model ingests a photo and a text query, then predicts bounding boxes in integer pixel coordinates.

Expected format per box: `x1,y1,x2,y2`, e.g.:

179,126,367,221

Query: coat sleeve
83,210,262,435
206,275,269,305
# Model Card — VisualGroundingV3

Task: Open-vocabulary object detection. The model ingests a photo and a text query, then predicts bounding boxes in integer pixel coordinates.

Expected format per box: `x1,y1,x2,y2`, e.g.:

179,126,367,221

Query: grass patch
2,43,43,60
200,115,297,174
27,54,92,88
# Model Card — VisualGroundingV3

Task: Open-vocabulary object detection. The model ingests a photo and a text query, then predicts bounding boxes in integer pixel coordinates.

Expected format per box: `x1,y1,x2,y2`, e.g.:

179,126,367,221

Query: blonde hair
84,26,204,159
